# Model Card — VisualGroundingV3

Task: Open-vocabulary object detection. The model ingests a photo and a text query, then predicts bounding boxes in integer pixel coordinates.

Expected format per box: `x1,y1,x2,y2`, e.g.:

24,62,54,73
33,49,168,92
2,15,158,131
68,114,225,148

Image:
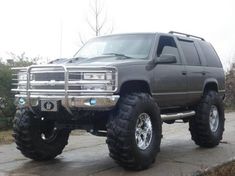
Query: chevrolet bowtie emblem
47,80,56,86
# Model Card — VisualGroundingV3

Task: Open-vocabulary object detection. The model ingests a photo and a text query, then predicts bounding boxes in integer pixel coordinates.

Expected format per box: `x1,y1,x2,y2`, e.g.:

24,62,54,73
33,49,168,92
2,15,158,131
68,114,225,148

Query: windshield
74,34,154,59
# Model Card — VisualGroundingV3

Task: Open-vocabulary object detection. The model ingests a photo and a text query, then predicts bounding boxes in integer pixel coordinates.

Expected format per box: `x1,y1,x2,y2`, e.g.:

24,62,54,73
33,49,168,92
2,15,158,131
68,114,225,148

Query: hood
49,56,148,67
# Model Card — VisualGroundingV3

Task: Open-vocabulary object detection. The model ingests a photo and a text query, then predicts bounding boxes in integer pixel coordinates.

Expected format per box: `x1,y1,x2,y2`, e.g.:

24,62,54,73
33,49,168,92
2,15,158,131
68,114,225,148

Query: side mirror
153,54,177,64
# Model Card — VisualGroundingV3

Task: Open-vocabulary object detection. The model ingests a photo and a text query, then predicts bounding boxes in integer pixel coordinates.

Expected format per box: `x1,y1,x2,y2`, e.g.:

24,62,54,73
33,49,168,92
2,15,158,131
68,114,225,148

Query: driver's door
152,35,188,108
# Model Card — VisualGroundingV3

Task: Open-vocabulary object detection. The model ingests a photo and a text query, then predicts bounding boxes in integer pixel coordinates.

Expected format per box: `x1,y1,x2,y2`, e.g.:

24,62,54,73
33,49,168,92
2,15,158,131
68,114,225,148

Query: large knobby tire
106,93,162,170
13,108,70,161
189,91,225,148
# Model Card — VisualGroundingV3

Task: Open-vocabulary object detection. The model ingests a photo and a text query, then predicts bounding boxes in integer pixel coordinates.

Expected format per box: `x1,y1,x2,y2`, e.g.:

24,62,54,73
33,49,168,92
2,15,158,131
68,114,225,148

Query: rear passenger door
197,41,225,94
177,39,204,105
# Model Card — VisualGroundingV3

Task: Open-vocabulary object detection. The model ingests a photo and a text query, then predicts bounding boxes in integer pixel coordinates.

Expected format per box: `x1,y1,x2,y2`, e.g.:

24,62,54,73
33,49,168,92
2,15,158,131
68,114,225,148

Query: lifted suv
12,31,225,170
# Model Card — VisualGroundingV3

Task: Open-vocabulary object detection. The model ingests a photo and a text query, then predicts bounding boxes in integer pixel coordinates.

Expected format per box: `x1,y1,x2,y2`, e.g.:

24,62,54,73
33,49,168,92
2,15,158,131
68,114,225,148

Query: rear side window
178,40,201,66
199,42,222,68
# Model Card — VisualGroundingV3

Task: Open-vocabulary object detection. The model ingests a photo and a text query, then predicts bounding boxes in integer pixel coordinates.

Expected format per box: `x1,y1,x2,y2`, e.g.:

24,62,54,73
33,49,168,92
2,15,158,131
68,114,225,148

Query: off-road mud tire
13,108,70,161
189,91,225,148
106,93,162,170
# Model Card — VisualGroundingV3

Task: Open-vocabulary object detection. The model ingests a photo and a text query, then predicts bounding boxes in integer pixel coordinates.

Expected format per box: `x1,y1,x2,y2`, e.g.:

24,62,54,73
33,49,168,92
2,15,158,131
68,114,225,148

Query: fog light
90,98,97,106
19,97,26,105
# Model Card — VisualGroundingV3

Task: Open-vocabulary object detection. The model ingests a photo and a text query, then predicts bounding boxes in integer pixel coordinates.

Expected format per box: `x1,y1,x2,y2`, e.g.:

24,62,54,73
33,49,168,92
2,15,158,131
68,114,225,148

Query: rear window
178,40,201,66
199,42,222,68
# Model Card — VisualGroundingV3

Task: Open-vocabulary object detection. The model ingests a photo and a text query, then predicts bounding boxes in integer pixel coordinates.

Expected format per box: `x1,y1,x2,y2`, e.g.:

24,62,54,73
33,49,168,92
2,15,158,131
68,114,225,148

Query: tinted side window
157,36,180,63
199,42,222,67
179,40,201,66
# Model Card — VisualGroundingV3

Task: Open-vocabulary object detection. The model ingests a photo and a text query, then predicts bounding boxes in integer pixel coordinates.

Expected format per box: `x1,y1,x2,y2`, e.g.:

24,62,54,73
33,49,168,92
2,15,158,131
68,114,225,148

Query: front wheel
106,93,162,170
13,108,70,161
189,91,225,148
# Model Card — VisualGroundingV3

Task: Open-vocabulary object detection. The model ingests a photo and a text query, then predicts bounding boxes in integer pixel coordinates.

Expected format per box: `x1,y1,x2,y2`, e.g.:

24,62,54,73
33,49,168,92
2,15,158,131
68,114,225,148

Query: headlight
82,71,115,91
83,73,105,80
18,72,35,81
17,72,27,89
82,84,113,91
18,72,27,81
82,84,106,91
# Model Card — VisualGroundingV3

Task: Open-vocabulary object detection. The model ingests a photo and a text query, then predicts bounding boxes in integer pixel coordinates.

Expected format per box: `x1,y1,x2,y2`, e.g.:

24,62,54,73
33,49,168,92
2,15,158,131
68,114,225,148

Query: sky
0,0,234,69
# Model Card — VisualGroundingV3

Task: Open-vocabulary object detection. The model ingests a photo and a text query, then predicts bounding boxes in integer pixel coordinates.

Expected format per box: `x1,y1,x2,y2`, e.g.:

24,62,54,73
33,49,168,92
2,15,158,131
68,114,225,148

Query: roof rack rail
169,31,205,41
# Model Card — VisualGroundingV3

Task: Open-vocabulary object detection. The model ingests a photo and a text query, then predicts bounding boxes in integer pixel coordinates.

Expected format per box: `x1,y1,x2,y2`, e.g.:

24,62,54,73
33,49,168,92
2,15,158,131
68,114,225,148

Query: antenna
59,19,63,58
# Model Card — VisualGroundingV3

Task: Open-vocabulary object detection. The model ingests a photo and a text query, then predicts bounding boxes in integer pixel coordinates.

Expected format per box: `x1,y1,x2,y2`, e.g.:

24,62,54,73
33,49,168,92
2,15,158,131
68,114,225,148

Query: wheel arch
203,79,219,94
119,80,151,96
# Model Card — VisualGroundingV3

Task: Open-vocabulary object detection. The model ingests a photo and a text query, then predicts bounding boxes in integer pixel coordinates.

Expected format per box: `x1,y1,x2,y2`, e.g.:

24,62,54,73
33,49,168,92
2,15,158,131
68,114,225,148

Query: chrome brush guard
12,65,119,113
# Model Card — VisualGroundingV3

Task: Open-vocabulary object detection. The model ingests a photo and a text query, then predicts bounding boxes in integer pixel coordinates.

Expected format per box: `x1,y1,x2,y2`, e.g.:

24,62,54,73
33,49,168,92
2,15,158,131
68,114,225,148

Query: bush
0,55,38,129
0,117,12,130
0,63,15,129
225,64,235,108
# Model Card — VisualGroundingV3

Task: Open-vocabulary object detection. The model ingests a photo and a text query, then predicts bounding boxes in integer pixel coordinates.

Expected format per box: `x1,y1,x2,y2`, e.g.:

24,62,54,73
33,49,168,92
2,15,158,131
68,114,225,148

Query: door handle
182,71,187,75
202,71,206,76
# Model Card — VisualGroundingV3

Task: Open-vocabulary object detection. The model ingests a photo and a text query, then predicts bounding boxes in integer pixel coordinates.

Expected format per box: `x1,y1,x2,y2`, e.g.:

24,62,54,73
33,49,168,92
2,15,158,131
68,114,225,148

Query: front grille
33,72,65,89
35,72,64,81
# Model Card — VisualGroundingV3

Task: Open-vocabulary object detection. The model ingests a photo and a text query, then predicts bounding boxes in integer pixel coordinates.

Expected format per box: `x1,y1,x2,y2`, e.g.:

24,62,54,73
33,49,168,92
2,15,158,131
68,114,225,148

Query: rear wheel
189,91,225,148
13,108,70,161
106,93,162,170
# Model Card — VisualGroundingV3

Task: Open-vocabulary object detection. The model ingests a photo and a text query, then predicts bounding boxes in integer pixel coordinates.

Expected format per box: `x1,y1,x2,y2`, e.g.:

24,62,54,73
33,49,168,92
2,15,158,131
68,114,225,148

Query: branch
86,17,96,33
79,33,86,45
97,15,107,31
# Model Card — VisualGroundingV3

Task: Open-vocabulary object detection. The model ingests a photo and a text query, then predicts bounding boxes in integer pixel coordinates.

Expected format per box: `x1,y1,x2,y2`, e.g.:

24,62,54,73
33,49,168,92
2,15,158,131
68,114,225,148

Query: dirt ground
201,161,235,176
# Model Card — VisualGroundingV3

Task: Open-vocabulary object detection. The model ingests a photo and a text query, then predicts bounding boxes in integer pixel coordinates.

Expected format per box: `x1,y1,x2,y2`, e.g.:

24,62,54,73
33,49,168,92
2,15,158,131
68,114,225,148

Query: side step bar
161,111,195,121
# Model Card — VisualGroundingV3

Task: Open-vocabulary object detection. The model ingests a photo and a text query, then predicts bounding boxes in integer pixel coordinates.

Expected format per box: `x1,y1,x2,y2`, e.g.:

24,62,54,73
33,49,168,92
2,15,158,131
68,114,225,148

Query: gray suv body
12,31,225,170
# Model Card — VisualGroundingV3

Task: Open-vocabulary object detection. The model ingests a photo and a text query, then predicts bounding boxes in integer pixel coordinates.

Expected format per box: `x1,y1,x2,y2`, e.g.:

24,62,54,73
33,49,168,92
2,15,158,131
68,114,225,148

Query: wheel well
204,82,218,93
119,80,151,95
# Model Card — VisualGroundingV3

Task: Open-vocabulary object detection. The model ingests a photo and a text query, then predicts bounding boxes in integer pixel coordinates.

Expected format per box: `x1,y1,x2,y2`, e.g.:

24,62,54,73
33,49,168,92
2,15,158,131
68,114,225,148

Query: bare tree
88,0,107,36
79,0,113,45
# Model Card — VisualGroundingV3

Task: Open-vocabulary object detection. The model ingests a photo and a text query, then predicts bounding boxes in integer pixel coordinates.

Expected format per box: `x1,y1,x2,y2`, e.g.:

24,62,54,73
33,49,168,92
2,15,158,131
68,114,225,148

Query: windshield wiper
102,53,133,59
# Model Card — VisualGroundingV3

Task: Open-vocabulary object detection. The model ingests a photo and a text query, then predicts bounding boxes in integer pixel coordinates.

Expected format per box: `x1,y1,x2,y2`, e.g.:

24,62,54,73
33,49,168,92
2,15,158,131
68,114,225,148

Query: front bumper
15,94,120,111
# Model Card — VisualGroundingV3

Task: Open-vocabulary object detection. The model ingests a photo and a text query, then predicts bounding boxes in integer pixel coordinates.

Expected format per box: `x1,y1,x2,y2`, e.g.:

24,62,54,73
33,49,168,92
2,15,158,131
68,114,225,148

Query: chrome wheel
209,105,219,132
135,113,153,150
40,118,58,143
41,127,58,142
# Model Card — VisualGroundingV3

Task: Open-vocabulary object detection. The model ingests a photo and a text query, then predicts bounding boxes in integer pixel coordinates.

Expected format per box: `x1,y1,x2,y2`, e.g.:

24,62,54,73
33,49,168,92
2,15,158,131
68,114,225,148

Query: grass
201,161,235,176
225,106,235,113
0,130,14,145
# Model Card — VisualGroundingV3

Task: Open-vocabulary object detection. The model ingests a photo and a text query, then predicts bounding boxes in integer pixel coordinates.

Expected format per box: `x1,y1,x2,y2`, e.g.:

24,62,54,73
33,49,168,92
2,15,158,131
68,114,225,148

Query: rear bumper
15,94,120,111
